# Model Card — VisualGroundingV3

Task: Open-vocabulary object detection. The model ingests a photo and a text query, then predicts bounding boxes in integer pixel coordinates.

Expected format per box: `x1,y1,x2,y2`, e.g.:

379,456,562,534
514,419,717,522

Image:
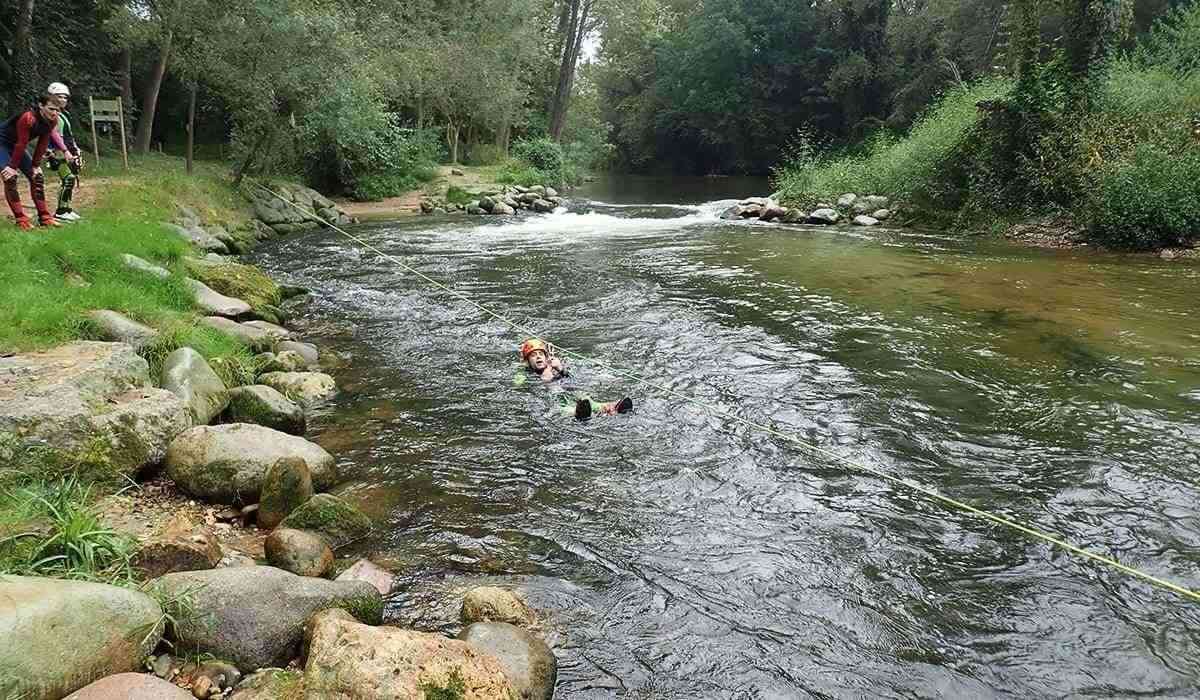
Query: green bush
297,83,437,201
512,138,566,175
494,158,551,187
1086,142,1200,249
444,185,476,206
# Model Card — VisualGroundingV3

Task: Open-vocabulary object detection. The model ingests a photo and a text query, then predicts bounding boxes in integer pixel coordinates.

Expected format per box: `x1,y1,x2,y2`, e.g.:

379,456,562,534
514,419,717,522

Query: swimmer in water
513,338,633,421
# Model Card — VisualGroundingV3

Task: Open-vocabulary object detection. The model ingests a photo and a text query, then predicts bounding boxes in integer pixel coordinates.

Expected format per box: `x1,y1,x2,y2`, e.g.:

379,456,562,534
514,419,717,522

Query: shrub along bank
772,3,1200,251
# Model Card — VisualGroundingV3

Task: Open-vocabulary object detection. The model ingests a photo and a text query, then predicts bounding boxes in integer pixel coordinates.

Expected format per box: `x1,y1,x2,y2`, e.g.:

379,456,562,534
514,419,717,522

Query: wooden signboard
88,96,129,169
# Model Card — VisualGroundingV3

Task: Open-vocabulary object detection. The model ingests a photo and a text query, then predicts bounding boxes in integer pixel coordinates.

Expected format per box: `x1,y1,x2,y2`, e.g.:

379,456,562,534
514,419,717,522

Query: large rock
781,208,807,223
280,493,371,549
86,310,160,349
121,253,171,279
165,223,229,254
200,317,276,352
131,512,222,579
265,528,333,577
0,342,191,476
276,341,319,367
242,320,292,342
491,202,516,216
261,350,309,374
186,279,252,318
0,577,164,700
872,208,891,220
63,673,193,700
458,623,556,700
807,208,840,225
859,194,889,212
461,586,534,627
304,614,517,699
258,372,337,409
259,457,314,529
852,214,880,227
531,199,556,213
153,566,381,673
336,559,395,596
161,347,229,426
759,203,787,222
224,385,306,436
165,424,336,504
184,259,282,313
836,193,858,209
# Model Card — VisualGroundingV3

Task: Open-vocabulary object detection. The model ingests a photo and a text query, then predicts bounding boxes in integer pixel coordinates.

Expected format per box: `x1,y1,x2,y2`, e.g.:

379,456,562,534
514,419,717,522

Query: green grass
444,184,477,206
0,152,271,584
0,153,252,353
0,476,136,584
493,158,552,187
772,78,1010,212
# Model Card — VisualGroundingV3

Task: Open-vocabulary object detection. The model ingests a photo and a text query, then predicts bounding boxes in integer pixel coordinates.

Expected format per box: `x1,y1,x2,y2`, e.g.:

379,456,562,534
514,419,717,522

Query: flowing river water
249,177,1200,698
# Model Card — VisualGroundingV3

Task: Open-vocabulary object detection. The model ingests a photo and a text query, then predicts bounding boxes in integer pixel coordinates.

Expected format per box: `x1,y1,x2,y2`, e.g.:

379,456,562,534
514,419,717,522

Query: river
248,176,1200,698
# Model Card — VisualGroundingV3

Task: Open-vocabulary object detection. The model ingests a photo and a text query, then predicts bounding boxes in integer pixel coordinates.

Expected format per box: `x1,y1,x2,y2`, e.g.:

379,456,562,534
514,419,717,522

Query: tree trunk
119,47,135,122
134,30,173,155
496,118,510,157
233,123,271,186
447,123,460,164
11,0,38,110
548,0,591,142
185,83,197,175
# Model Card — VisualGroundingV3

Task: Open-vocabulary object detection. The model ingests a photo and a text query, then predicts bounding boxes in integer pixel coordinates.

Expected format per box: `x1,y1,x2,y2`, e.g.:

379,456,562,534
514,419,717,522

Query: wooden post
117,97,128,169
185,84,196,175
89,96,101,167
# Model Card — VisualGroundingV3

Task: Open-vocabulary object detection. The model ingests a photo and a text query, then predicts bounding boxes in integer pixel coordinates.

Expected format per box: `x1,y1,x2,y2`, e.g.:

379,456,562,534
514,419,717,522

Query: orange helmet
520,338,549,360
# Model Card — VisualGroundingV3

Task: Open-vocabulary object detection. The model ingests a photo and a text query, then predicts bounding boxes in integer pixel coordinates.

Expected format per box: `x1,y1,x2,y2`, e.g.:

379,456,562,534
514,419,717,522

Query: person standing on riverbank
45,83,84,222
1,96,62,230
514,338,633,421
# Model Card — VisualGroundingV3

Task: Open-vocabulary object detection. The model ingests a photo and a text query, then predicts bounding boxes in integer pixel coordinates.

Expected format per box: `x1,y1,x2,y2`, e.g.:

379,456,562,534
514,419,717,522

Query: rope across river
256,184,1200,605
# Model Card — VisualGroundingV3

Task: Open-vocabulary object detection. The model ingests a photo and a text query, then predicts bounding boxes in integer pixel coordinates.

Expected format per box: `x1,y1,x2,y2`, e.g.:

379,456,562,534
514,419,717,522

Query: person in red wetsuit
0,95,62,230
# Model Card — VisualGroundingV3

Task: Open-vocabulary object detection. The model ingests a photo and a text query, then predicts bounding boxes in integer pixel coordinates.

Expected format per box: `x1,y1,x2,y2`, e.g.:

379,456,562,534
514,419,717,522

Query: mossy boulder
185,258,282,315
0,577,164,700
280,494,371,549
224,385,306,436
265,528,333,578
165,424,336,504
259,457,314,529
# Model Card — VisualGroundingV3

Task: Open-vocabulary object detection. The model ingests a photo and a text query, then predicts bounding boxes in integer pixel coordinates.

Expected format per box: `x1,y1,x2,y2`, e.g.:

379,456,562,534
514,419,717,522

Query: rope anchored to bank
256,184,1200,605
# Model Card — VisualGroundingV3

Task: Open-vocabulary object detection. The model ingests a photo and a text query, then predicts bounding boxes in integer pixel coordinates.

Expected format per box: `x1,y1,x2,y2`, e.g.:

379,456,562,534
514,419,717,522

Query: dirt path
336,165,504,221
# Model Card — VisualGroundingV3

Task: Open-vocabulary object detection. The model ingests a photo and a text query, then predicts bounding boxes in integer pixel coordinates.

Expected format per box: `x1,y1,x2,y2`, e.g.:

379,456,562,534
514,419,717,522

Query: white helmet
47,82,70,97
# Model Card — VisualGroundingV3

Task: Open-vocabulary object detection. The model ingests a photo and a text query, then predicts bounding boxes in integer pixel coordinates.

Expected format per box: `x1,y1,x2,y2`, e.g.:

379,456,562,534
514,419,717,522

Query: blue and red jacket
0,108,57,170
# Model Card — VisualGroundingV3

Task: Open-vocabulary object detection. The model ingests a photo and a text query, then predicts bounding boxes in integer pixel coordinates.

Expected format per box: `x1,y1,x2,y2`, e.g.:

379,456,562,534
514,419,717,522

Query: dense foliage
774,0,1200,249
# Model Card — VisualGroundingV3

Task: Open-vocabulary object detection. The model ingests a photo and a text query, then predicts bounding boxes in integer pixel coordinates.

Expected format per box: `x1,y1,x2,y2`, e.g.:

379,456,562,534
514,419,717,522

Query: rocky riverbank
724,192,897,227
0,182,558,699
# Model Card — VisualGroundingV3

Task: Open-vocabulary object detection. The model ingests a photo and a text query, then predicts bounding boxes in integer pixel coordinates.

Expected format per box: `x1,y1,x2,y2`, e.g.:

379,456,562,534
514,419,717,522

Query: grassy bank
772,3,1200,250
0,154,258,377
0,154,258,583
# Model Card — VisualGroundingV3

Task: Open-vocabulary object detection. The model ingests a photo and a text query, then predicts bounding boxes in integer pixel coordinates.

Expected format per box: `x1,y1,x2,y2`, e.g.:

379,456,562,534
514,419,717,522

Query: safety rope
255,184,1200,604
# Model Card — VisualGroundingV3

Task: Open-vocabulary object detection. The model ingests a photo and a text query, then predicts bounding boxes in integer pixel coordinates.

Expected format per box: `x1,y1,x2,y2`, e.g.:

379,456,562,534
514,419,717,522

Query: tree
548,0,597,141
9,0,40,111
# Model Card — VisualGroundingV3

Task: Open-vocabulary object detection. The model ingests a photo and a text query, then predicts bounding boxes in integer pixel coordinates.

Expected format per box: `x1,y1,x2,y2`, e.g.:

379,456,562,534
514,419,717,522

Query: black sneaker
616,397,634,414
575,399,592,421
